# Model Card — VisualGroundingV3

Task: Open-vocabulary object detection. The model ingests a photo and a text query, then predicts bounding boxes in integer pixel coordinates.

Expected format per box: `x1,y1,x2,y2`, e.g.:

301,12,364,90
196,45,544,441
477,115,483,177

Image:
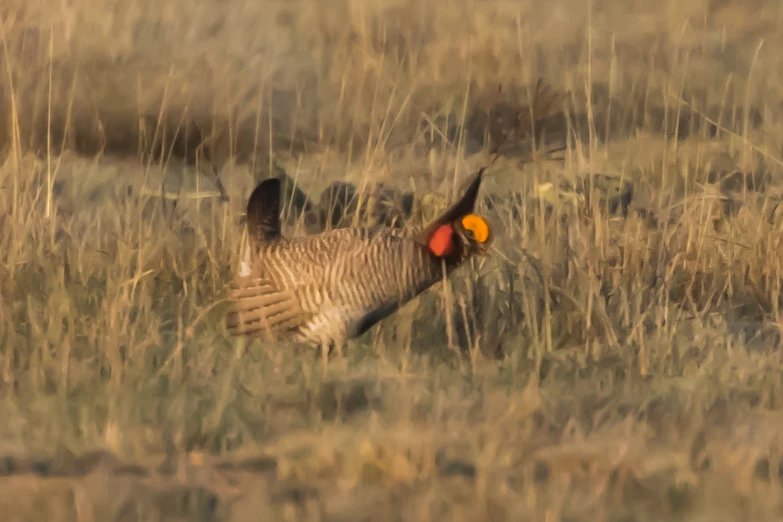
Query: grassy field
2,0,783,520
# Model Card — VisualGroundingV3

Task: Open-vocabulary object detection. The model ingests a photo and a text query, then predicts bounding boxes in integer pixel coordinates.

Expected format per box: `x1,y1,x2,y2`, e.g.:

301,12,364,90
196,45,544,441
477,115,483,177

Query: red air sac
428,224,455,257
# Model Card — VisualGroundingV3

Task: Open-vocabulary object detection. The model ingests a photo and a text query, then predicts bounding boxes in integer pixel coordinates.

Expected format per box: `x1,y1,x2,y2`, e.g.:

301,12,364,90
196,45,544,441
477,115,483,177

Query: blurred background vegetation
2,0,783,520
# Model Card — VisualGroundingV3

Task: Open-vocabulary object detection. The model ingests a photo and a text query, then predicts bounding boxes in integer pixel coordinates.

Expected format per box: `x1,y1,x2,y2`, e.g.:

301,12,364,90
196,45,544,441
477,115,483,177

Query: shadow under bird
224,167,493,356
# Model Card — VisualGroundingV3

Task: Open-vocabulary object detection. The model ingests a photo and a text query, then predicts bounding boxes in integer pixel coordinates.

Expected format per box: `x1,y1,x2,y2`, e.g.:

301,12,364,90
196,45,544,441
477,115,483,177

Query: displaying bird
224,167,493,359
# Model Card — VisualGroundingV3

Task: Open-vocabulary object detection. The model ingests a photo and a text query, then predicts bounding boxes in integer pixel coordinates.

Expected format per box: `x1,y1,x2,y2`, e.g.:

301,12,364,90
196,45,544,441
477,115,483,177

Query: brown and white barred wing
226,232,358,340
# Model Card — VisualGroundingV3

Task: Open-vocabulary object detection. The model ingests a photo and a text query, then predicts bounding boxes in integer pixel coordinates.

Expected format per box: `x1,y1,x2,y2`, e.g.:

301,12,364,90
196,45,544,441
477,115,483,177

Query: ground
2,0,783,520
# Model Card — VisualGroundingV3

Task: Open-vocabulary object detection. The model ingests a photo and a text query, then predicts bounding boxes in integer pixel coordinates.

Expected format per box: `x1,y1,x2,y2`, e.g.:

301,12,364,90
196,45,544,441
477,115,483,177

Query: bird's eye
465,229,475,239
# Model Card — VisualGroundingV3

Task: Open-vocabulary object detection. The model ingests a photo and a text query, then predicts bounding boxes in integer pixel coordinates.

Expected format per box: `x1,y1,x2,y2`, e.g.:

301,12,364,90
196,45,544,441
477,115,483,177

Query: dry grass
2,0,783,520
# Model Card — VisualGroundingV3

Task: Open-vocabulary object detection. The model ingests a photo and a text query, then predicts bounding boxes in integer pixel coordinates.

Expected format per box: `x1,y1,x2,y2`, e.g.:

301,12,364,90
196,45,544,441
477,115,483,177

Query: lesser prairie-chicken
224,168,493,356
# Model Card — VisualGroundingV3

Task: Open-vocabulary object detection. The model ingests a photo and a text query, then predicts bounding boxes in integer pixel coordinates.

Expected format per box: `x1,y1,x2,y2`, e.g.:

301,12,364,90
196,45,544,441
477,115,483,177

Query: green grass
2,0,783,520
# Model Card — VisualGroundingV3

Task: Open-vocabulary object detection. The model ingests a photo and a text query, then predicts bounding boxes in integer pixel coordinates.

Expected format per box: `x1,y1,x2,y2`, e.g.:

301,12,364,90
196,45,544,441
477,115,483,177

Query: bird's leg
320,343,330,377
318,342,345,377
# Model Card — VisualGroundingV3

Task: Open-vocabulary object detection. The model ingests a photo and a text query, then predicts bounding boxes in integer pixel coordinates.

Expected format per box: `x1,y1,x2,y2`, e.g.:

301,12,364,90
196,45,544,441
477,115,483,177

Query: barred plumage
225,168,493,355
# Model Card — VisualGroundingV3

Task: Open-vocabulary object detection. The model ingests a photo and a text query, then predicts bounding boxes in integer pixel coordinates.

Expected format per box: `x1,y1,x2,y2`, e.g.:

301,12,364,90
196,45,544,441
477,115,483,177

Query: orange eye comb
460,214,490,243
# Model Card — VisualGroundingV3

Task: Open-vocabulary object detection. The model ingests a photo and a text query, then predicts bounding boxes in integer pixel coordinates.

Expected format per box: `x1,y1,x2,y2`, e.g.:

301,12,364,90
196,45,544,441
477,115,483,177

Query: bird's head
426,213,493,259
416,168,494,265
